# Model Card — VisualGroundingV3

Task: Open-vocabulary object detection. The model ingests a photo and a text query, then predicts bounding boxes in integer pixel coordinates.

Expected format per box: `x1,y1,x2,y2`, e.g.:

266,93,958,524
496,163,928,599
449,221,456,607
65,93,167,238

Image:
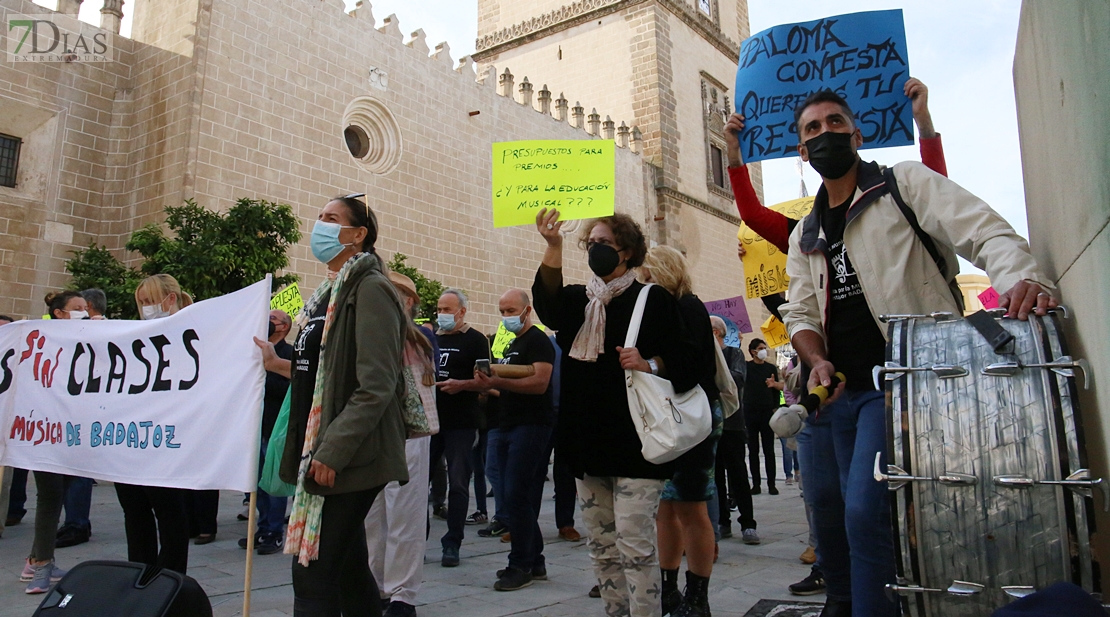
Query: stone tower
472,0,763,255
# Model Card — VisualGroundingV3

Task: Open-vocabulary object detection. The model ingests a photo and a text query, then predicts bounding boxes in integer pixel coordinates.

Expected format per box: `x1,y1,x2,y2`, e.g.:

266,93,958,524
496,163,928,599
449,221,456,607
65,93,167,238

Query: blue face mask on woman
310,220,357,264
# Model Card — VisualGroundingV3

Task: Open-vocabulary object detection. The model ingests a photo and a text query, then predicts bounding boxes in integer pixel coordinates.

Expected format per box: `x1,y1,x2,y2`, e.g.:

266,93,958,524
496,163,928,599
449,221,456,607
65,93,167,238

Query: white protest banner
0,279,270,492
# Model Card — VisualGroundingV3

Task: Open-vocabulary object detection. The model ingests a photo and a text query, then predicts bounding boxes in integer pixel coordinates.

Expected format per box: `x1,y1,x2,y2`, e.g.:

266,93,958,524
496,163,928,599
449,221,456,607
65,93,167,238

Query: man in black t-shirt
239,310,293,554
781,90,1057,617
261,311,293,547
473,289,554,592
743,338,783,496
432,289,490,567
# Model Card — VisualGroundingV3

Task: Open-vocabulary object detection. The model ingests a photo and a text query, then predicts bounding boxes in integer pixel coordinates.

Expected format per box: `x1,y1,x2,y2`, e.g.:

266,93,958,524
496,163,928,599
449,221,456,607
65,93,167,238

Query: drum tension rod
885,580,985,599
879,311,958,323
879,306,1069,323
994,470,1110,512
981,356,1091,390
873,452,977,490
872,362,969,389
1002,586,1037,599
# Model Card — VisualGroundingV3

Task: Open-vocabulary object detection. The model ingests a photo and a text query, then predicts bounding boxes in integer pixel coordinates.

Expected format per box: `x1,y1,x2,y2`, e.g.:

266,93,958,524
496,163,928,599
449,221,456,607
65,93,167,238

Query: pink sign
978,287,999,310
704,295,752,334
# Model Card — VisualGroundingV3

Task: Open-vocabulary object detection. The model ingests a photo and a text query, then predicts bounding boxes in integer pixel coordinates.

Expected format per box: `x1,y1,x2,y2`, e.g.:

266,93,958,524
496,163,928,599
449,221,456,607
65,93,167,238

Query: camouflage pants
577,475,665,617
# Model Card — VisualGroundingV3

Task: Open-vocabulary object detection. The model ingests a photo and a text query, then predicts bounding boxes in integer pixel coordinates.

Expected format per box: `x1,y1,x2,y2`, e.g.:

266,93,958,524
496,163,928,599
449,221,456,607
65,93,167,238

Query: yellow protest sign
491,321,547,359
270,283,304,319
738,197,814,298
492,140,615,228
761,314,791,348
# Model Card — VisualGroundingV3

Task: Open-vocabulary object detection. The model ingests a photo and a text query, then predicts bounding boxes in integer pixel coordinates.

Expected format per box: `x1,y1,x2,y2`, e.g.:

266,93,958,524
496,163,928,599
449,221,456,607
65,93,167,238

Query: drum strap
966,309,1016,355
883,167,1015,355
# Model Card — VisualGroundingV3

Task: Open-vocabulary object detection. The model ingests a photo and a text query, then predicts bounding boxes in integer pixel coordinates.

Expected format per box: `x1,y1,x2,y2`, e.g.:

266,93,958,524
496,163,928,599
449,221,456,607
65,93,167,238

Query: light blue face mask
502,308,529,334
501,315,523,334
437,313,456,331
310,220,356,264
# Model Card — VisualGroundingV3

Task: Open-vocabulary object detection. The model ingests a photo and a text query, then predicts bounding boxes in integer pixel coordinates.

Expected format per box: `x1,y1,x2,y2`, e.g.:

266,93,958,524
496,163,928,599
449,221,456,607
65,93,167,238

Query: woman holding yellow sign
532,208,698,617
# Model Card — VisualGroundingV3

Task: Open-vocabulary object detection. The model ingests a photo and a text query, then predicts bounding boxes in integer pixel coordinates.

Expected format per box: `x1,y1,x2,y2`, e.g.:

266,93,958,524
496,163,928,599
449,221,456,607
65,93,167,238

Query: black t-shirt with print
435,328,490,430
743,360,781,413
290,292,328,424
822,199,887,390
498,326,556,428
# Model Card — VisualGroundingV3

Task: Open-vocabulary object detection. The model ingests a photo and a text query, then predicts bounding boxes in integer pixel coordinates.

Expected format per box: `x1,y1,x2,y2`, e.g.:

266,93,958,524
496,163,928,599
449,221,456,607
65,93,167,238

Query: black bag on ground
33,560,212,617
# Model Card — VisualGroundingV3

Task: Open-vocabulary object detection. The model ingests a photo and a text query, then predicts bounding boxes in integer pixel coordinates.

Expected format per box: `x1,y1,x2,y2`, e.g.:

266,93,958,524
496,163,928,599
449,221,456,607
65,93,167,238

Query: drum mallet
770,372,845,439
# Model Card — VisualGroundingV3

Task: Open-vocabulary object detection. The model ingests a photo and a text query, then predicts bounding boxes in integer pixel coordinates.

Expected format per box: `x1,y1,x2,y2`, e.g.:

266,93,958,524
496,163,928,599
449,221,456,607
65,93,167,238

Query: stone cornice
699,70,730,93
656,0,739,59
473,0,739,62
657,186,740,226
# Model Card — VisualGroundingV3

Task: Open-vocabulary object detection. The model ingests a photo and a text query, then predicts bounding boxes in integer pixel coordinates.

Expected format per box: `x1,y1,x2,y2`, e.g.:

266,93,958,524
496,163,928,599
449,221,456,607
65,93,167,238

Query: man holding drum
779,89,1056,617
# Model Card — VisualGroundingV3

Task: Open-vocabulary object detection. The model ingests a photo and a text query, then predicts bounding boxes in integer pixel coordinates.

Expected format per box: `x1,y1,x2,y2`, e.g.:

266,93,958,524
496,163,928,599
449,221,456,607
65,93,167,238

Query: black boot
661,568,682,616
675,571,710,617
818,598,852,617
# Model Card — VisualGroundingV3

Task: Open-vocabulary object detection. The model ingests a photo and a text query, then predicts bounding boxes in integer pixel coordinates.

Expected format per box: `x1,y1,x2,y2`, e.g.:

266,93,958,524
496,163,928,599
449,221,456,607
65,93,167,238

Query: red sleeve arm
729,165,791,253
920,134,948,178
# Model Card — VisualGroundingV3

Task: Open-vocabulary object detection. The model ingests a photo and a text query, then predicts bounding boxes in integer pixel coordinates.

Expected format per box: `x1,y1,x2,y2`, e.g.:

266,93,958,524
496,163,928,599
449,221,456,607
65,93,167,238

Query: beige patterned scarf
569,269,638,362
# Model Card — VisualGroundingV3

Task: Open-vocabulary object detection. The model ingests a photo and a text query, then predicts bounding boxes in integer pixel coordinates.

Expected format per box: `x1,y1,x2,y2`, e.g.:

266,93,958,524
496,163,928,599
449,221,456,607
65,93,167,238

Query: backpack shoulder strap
883,167,965,313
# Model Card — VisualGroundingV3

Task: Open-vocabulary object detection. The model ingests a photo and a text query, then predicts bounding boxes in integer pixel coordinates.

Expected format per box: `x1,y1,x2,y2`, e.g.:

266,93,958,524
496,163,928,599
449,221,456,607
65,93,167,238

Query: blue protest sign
734,9,912,163
710,315,742,349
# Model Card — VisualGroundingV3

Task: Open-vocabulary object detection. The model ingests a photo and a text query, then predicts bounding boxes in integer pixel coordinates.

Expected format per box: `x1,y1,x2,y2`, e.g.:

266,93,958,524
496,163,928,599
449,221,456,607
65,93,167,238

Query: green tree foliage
387,253,445,321
63,198,302,318
65,244,145,320
126,198,301,301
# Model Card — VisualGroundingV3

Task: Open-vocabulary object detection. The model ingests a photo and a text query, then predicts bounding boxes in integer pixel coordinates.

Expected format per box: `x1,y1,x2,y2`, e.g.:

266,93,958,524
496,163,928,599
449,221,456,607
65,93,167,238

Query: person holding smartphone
432,289,490,568
473,288,555,592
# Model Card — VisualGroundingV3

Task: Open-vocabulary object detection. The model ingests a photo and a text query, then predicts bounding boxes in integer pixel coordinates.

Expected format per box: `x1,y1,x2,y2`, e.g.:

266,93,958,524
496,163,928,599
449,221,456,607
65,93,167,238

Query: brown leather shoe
558,526,581,542
500,532,511,543
800,545,816,564
194,534,216,545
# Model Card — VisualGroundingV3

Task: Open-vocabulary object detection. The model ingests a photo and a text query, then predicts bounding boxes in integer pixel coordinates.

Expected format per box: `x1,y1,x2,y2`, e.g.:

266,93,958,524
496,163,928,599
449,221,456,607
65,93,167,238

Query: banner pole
243,490,258,616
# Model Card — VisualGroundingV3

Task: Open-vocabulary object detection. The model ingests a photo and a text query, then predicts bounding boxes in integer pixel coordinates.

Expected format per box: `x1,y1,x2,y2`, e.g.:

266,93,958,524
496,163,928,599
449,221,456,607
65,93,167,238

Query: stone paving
0,457,820,616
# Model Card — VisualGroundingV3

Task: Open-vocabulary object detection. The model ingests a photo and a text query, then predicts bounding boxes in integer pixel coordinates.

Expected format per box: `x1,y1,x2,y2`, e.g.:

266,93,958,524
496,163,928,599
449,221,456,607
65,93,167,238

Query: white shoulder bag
624,284,713,464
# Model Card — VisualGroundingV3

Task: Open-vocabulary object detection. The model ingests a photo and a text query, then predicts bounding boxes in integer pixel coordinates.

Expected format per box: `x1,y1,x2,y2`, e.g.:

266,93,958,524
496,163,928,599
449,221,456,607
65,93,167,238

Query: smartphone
475,358,491,376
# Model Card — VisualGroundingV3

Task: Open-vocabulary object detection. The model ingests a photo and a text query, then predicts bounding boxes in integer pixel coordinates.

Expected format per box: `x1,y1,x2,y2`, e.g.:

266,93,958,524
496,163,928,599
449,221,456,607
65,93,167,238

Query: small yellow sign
492,140,615,228
490,321,547,359
270,283,304,319
761,314,790,348
738,197,815,298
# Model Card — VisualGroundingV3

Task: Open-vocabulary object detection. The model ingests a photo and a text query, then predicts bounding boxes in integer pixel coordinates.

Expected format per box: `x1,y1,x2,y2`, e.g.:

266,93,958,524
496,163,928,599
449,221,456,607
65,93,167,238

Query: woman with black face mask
532,209,699,617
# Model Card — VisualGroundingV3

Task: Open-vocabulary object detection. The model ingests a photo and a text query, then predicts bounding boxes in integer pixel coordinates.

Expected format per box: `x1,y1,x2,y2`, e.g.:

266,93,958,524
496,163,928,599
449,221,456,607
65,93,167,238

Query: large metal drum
875,309,1100,616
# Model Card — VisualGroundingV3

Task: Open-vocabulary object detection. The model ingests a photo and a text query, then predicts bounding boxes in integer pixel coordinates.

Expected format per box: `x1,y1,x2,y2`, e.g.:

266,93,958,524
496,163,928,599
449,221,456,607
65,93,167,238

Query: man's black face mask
804,131,858,180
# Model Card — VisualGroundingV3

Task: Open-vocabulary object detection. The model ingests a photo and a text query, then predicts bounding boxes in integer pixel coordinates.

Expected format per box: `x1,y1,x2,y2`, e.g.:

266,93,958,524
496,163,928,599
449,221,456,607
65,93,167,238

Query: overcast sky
66,0,1027,263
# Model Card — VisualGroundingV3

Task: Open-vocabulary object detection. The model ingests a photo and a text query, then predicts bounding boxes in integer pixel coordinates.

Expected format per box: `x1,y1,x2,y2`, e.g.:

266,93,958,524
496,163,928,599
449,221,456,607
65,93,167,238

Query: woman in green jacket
258,194,409,617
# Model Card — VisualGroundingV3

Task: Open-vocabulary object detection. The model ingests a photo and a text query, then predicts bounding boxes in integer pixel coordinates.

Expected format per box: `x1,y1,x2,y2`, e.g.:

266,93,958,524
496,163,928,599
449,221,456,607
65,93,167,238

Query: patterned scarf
285,251,378,566
569,269,638,362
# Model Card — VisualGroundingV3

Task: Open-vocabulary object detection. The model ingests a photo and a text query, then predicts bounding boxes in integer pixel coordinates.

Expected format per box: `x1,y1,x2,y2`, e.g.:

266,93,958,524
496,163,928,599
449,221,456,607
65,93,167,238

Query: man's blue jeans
63,476,93,530
486,428,507,525
497,423,552,572
436,428,476,550
257,438,287,537
799,389,897,616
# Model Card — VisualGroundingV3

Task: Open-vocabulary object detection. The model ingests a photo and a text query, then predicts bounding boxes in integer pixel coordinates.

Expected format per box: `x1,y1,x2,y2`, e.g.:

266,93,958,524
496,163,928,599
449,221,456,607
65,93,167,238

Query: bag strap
882,167,965,313
883,168,1014,352
624,284,654,350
